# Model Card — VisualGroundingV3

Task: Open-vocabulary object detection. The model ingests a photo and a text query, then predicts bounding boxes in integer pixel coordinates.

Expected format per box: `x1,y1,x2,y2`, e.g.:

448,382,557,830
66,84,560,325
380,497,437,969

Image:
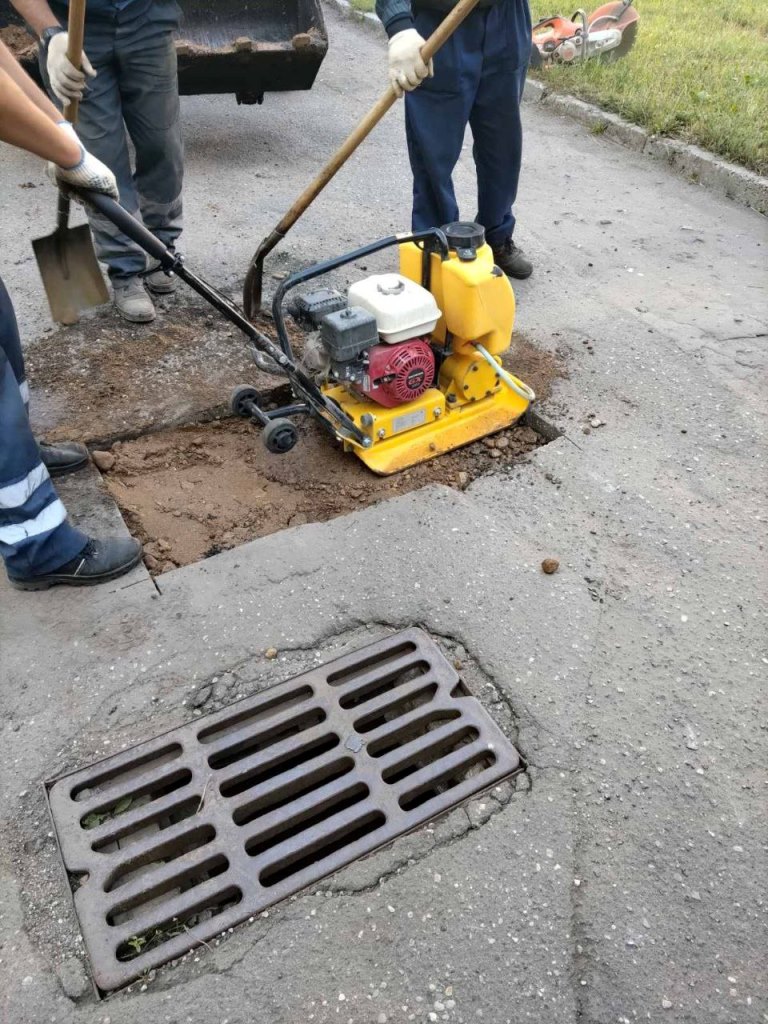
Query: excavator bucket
175,1,328,104
0,1,328,105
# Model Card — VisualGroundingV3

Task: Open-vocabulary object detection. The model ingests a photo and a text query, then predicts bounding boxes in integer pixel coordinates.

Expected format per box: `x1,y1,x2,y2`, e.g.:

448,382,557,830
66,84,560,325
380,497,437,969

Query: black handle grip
56,191,71,231
77,189,174,265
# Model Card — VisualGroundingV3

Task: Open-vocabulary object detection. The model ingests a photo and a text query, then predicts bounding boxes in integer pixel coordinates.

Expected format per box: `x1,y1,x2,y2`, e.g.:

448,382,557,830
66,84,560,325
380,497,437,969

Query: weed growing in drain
82,795,136,830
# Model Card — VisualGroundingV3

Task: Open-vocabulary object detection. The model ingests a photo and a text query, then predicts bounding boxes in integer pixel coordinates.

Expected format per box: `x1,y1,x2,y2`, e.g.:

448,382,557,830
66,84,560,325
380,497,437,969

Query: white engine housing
347,273,440,345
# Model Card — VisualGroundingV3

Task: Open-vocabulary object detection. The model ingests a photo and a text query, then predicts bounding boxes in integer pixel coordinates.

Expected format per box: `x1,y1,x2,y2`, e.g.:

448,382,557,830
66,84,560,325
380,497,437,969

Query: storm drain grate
47,628,521,991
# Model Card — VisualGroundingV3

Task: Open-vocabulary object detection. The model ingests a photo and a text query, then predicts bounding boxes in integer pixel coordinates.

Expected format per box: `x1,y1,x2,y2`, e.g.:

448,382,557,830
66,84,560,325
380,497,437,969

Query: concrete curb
323,0,768,216
523,79,768,216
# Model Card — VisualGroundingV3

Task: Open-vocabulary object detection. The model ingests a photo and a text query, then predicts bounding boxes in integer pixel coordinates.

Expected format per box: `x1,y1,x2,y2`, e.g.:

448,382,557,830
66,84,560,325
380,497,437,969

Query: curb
323,0,768,217
523,80,767,216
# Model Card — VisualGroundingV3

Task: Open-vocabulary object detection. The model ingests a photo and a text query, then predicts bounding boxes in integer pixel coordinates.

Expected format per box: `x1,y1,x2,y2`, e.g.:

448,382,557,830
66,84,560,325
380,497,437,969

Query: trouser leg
118,28,183,251
469,0,531,247
405,8,481,233
38,35,147,281
0,279,86,577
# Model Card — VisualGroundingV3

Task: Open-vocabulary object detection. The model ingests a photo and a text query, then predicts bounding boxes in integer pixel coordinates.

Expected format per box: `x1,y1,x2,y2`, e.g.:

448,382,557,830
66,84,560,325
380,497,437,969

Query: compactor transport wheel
230,384,259,418
263,418,299,454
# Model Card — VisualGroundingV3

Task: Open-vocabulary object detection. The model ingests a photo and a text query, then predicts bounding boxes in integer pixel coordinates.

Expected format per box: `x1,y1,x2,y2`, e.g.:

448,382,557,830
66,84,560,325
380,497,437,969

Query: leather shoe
39,441,89,478
492,239,533,280
8,536,143,591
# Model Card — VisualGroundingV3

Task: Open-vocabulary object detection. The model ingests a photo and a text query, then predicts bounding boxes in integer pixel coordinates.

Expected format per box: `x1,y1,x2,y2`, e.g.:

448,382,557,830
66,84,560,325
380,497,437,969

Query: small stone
457,471,469,488
143,553,160,572
662,999,672,1009
541,558,560,575
191,684,212,708
582,426,591,435
590,417,604,428
378,1016,388,1024
489,449,502,459
495,436,509,450
57,958,90,1001
91,450,115,472
265,647,278,660
180,480,194,491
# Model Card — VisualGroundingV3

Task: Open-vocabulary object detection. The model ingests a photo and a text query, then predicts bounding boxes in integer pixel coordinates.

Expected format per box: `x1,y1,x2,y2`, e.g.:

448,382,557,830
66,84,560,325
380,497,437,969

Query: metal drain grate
47,628,521,991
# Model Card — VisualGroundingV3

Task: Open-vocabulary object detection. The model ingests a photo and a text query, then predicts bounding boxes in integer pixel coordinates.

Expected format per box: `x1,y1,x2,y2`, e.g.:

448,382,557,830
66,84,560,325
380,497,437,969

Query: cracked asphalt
1,4,767,1023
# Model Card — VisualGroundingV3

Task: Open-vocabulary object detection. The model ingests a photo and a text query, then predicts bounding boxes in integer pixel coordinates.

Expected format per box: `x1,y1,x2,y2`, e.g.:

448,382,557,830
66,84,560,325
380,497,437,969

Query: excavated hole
90,334,564,574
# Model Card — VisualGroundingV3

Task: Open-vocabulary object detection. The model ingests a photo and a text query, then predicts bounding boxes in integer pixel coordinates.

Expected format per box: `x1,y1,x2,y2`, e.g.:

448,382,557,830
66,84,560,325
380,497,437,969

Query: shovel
32,0,109,325
243,0,483,319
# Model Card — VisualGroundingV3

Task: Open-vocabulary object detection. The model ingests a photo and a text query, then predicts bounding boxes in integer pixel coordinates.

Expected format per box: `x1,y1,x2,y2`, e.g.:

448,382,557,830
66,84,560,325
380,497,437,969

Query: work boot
39,441,89,478
144,262,177,295
492,239,533,280
113,276,156,323
8,536,143,591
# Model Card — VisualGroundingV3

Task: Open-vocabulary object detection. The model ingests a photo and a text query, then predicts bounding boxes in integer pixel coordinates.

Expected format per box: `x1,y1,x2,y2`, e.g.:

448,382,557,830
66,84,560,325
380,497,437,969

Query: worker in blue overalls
376,0,533,279
12,0,183,323
0,37,141,589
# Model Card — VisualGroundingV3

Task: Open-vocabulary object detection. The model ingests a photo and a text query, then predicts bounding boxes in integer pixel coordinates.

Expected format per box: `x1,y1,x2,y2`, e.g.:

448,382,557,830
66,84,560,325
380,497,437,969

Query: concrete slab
0,5,766,1024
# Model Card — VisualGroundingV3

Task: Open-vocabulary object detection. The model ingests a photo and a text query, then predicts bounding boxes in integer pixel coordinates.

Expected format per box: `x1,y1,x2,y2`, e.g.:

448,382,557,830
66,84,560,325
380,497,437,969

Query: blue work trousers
406,0,532,247
0,278,86,578
41,1,183,281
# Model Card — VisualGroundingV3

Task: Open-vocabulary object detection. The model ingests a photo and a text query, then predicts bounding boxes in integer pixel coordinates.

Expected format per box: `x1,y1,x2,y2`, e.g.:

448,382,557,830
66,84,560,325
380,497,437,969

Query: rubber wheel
263,418,298,454
230,384,259,418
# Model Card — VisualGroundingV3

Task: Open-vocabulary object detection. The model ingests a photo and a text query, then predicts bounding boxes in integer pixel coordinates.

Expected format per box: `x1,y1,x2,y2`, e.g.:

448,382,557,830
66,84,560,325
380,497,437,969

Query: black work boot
492,239,533,280
8,536,143,591
39,441,89,478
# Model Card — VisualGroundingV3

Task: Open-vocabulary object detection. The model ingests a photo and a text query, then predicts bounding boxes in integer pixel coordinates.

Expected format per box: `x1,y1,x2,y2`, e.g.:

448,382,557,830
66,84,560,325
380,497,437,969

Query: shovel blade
32,223,109,326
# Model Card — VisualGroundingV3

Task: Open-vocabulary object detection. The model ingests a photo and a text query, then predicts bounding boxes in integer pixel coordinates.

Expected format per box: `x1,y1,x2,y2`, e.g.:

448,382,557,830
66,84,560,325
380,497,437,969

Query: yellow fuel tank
399,234,515,357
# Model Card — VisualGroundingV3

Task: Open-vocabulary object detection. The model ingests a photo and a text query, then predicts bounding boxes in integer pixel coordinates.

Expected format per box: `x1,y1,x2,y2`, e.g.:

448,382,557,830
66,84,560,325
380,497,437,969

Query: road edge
322,0,768,217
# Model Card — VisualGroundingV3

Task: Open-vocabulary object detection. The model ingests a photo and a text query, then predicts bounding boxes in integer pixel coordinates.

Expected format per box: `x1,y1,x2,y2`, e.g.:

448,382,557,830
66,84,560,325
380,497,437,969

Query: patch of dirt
25,296,293,444
105,418,545,573
0,25,35,58
101,335,565,573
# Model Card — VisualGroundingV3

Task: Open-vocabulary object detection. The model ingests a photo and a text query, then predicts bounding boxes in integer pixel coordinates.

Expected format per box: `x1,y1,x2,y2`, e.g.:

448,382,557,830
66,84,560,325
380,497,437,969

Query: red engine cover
360,338,435,408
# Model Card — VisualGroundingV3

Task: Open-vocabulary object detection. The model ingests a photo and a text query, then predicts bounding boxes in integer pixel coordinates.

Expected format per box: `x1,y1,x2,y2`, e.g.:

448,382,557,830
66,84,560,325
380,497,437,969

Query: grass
348,0,768,173
530,0,768,173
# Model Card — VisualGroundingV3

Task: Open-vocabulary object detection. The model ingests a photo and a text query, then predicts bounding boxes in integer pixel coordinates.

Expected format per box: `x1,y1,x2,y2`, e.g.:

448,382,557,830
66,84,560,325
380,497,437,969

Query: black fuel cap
442,221,485,261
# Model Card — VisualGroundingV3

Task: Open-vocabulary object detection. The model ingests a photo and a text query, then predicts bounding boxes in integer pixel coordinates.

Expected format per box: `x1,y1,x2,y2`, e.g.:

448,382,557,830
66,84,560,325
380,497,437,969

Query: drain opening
207,708,326,770
198,685,314,745
382,726,479,785
233,756,354,826
91,795,203,852
327,641,417,687
259,811,387,888
354,683,438,733
81,769,193,831
115,885,243,962
72,744,183,802
338,661,430,710
104,825,216,893
367,710,462,758
399,750,497,811
245,783,370,861
107,854,229,926
220,732,340,798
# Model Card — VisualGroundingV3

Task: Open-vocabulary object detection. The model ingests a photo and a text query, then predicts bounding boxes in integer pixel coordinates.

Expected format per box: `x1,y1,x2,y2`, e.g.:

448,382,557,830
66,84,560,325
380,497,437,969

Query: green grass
349,0,376,11
530,0,768,173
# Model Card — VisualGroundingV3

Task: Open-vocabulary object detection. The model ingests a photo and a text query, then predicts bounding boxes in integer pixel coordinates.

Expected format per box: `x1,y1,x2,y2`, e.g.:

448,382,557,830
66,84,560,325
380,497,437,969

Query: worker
0,37,141,589
11,0,183,323
376,0,533,279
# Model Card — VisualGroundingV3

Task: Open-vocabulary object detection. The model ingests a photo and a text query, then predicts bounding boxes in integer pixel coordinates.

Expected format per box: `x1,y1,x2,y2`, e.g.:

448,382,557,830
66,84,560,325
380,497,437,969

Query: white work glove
48,121,119,199
388,28,433,98
46,30,96,103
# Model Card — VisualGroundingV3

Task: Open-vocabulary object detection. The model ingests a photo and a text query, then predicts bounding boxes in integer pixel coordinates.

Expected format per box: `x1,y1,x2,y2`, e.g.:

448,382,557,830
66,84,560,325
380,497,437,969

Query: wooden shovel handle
272,0,482,237
63,0,87,124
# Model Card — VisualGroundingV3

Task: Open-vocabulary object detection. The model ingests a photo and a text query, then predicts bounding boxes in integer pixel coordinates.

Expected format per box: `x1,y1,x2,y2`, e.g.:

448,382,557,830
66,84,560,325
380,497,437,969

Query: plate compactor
73,192,534,475
234,222,535,475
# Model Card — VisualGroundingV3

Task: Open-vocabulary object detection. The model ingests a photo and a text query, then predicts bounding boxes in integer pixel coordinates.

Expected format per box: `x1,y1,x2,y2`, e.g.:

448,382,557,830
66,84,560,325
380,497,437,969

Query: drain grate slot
47,628,521,992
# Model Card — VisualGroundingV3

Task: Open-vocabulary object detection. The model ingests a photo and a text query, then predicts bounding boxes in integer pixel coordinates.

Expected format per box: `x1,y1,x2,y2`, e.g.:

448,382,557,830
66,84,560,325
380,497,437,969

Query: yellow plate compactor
231,222,535,475
68,196,533,475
